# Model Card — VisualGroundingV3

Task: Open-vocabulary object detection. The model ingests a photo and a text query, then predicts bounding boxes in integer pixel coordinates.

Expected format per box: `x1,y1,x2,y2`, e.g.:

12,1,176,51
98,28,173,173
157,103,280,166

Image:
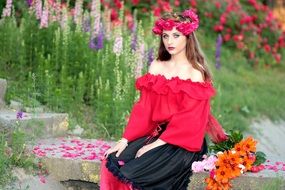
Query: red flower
161,1,172,12
223,33,231,42
131,0,140,6
125,10,134,30
189,0,197,7
240,15,253,25
236,42,245,49
220,15,227,25
174,0,180,6
176,22,198,35
162,19,176,30
142,8,147,13
274,54,281,63
215,2,221,9
114,0,122,9
249,51,255,59
263,44,271,53
214,24,224,32
233,34,244,42
111,8,118,21
153,7,161,17
204,12,213,18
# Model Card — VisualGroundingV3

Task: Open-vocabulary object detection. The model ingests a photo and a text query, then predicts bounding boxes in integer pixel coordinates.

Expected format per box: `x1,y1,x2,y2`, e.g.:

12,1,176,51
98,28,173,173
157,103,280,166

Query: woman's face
162,28,187,55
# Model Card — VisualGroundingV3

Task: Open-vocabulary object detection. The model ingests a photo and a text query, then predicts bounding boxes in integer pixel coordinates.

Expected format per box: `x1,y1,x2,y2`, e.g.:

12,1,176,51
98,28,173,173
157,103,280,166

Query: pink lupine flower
74,0,83,26
91,0,101,38
2,0,13,18
40,1,49,28
35,0,42,20
113,36,123,56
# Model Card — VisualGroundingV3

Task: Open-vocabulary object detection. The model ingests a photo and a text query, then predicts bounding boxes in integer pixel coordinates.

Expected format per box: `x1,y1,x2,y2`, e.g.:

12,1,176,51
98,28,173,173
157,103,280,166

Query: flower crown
152,9,199,36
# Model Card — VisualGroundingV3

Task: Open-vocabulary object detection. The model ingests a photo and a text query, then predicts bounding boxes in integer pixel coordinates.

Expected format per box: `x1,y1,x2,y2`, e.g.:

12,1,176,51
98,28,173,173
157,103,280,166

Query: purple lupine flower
2,0,13,18
215,34,223,70
82,16,91,32
89,37,96,49
147,48,154,66
95,23,104,50
131,34,137,51
16,111,23,119
113,36,123,56
26,0,33,7
130,23,137,51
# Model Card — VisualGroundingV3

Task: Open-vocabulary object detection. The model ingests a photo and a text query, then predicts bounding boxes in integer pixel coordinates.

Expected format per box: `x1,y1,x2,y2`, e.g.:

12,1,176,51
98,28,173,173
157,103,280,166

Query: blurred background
0,0,285,188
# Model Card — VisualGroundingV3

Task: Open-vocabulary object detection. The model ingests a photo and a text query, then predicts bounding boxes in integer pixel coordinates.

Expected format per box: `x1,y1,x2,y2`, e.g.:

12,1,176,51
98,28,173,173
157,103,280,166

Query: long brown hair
156,12,213,82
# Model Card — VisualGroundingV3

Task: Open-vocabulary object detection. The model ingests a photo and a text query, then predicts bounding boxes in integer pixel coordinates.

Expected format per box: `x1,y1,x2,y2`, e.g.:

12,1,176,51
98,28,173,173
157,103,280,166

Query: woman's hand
135,138,166,158
103,138,128,159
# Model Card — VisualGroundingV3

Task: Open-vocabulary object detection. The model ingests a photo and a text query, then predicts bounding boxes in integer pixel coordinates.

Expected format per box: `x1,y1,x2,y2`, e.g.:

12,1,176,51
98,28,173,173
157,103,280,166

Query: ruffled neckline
147,73,212,85
135,73,216,100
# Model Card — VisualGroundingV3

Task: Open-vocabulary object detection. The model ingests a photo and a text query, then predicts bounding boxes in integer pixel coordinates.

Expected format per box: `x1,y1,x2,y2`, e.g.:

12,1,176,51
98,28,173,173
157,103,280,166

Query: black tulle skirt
105,122,208,190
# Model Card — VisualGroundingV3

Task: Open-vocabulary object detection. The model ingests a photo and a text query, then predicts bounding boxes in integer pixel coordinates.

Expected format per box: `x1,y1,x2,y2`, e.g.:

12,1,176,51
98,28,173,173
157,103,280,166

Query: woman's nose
167,37,174,44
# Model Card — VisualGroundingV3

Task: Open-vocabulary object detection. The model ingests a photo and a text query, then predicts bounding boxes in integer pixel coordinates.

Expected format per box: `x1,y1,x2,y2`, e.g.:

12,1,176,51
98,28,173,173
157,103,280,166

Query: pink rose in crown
162,19,176,30
183,9,199,23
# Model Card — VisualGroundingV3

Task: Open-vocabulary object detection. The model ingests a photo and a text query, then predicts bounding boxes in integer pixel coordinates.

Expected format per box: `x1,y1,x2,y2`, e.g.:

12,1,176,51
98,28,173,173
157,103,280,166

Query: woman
100,8,228,190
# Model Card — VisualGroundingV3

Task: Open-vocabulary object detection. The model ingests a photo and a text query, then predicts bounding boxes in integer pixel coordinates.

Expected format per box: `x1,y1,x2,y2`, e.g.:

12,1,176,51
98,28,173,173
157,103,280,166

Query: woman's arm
135,138,167,158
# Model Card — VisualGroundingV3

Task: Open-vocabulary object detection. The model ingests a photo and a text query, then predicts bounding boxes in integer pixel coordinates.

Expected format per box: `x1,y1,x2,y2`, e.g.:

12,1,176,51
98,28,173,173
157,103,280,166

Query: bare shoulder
148,59,163,74
182,65,204,82
190,68,204,82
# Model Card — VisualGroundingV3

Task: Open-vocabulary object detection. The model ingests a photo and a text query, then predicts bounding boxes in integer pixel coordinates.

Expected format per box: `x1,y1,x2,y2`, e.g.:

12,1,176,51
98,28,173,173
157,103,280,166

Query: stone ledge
30,137,285,190
0,110,69,138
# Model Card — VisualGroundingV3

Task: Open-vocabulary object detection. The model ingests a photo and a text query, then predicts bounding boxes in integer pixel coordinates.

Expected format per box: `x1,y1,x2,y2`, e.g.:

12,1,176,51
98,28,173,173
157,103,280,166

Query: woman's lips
168,47,175,50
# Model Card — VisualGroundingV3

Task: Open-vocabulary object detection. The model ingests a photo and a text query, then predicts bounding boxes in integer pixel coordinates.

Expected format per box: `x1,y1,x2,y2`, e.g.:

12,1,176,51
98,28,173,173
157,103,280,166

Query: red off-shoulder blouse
122,73,227,152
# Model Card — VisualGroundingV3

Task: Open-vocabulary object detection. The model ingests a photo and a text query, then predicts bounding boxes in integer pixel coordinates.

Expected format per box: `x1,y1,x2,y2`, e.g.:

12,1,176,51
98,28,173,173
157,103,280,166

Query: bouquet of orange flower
193,130,266,190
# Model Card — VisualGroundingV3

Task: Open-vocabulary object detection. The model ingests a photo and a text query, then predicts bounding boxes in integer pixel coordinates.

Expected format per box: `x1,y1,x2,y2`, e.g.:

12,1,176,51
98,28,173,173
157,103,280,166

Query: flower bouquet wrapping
192,130,266,190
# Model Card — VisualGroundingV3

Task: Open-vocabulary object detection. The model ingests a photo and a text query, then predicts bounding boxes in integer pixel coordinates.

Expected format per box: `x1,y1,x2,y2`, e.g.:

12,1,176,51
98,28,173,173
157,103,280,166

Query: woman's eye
174,35,179,38
163,35,168,38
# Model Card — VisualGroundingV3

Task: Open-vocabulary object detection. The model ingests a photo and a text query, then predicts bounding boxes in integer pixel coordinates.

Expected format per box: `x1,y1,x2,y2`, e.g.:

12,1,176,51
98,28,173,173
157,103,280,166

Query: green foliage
0,134,12,187
0,1,285,142
253,151,267,166
0,127,36,188
209,130,243,152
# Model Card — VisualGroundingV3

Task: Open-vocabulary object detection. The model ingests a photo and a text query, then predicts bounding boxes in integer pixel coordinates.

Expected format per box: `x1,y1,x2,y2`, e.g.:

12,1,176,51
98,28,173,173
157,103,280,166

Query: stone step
29,137,285,190
0,110,69,139
0,78,7,109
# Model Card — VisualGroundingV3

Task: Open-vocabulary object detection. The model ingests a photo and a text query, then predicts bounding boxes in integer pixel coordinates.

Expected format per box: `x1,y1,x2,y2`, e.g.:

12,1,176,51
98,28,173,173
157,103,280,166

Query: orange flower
216,152,230,168
242,154,255,171
206,136,259,190
228,165,242,178
206,177,232,190
228,151,243,166
216,151,242,168
215,166,231,183
206,177,222,190
240,136,257,153
234,143,246,156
